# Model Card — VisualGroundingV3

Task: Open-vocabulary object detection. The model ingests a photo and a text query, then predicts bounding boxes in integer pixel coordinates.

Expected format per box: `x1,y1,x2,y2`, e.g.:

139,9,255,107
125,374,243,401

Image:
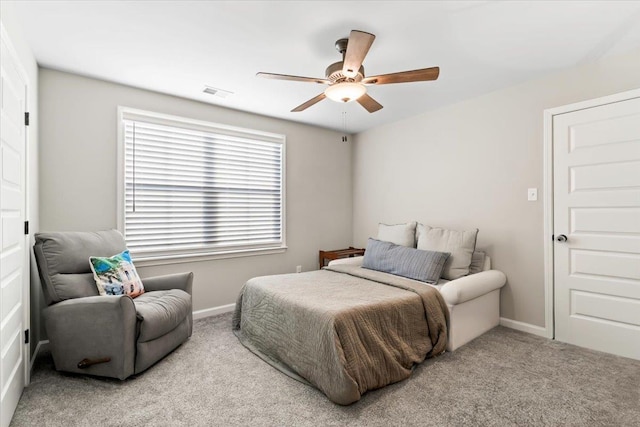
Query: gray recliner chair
34,230,193,380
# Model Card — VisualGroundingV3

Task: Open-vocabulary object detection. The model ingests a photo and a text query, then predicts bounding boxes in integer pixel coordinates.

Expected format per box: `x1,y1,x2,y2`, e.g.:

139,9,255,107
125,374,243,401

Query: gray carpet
11,313,640,426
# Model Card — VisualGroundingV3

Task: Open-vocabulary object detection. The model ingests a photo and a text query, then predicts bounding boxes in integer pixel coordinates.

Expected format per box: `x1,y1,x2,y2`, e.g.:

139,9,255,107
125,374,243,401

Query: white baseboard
500,317,548,338
193,303,236,320
30,340,49,371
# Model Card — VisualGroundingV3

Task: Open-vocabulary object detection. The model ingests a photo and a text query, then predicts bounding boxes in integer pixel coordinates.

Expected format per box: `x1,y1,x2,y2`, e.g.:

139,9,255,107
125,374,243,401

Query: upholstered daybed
329,252,506,351
233,222,506,404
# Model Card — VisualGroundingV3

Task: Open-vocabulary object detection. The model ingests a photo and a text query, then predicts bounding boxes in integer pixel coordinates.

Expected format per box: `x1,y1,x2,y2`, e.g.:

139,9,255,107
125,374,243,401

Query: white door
0,29,28,427
553,93,640,361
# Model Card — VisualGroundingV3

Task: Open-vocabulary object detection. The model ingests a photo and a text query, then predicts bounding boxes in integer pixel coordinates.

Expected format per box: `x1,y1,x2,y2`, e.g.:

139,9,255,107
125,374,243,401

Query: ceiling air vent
203,86,233,99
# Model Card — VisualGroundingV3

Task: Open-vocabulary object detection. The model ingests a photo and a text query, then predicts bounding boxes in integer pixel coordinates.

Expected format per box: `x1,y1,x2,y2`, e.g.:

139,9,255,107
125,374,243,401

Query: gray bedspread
232,263,449,405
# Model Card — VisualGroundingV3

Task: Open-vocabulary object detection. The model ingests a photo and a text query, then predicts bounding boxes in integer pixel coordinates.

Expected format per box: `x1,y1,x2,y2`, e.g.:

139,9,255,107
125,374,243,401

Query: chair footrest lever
77,357,111,368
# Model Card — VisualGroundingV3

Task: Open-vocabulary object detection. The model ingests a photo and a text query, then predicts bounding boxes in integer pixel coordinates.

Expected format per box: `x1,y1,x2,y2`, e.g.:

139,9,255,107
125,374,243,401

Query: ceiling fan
257,30,440,113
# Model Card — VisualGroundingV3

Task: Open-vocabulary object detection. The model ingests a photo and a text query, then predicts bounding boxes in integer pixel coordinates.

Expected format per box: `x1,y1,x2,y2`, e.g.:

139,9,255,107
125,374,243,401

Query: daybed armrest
439,270,506,305
327,256,364,268
43,295,137,379
142,272,193,295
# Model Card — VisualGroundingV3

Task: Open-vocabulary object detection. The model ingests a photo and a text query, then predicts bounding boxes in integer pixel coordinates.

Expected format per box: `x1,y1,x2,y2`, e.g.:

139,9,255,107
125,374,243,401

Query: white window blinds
119,108,285,260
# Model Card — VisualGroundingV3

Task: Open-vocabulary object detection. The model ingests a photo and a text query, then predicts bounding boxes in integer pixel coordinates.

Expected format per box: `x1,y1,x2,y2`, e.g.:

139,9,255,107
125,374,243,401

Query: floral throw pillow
89,250,145,298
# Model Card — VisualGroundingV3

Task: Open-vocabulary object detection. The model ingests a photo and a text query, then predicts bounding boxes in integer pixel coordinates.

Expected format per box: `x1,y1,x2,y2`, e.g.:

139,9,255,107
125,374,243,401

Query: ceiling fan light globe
324,82,366,103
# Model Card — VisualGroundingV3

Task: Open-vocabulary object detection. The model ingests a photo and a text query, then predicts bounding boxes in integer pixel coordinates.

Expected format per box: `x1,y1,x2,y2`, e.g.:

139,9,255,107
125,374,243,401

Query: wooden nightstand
319,247,365,269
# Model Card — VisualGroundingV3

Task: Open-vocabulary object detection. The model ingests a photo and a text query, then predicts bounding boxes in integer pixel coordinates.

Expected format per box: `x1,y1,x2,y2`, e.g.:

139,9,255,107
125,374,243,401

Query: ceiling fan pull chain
342,111,348,142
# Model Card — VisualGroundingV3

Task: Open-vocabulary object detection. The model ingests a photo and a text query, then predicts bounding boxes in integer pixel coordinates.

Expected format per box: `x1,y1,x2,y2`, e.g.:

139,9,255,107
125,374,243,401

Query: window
117,107,285,262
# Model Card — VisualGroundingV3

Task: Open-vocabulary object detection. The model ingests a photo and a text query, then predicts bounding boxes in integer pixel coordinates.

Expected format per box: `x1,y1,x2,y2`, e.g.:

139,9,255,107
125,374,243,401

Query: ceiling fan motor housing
325,61,365,83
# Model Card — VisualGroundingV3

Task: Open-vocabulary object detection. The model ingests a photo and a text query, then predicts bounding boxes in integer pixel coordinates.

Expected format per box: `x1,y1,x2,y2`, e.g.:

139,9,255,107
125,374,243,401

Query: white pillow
468,251,486,275
377,221,417,247
416,224,478,280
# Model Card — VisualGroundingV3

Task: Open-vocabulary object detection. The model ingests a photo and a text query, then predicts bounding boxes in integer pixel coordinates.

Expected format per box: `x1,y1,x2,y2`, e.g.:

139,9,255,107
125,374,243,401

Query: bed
232,252,506,405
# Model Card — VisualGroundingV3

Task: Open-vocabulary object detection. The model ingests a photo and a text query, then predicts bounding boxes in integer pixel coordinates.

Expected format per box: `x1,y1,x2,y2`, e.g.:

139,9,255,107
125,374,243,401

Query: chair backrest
34,230,127,305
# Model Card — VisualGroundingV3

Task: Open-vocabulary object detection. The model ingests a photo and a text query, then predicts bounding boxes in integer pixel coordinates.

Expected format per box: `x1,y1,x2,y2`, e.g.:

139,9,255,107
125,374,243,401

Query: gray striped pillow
362,238,450,284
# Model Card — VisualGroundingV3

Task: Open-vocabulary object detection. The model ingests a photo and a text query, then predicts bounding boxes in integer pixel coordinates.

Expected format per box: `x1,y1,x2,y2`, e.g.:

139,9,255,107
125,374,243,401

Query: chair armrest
44,295,137,379
142,272,193,295
45,295,137,327
439,270,507,305
327,256,364,268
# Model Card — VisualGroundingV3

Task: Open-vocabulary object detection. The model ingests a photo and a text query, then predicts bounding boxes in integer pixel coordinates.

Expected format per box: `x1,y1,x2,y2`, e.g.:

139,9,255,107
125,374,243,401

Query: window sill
132,246,288,267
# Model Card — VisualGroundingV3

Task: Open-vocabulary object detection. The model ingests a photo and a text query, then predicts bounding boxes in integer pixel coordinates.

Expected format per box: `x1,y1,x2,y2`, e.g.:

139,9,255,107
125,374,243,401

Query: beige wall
38,69,352,314
352,48,640,328
31,45,640,335
1,2,41,356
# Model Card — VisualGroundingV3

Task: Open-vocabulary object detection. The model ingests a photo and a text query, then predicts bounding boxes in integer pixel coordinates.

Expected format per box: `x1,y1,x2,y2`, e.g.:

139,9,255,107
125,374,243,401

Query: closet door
0,27,29,427
553,94,640,360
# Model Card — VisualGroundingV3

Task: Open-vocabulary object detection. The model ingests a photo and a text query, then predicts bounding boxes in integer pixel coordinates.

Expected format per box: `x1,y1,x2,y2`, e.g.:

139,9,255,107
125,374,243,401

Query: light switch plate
528,188,538,201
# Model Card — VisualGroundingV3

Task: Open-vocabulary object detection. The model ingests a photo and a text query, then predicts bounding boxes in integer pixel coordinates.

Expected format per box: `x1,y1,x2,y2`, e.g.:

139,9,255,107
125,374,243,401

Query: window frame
116,106,287,266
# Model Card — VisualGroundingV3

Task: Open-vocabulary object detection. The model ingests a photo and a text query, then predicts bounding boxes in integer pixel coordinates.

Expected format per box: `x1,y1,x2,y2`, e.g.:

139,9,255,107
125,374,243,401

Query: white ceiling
10,1,640,133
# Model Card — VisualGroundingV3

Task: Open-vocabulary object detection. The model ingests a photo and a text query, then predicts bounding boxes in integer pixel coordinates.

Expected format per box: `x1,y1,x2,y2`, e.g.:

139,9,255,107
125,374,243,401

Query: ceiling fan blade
357,94,383,113
362,67,440,85
291,93,327,112
257,72,329,85
343,30,375,78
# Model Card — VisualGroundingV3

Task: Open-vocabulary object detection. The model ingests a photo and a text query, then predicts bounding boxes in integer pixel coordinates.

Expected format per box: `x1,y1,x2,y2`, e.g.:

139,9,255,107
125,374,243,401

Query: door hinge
25,112,30,126
24,329,29,344
24,221,29,235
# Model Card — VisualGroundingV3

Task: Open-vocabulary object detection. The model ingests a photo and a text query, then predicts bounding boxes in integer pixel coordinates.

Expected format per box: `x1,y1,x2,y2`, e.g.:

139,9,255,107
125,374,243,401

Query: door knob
556,234,568,242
